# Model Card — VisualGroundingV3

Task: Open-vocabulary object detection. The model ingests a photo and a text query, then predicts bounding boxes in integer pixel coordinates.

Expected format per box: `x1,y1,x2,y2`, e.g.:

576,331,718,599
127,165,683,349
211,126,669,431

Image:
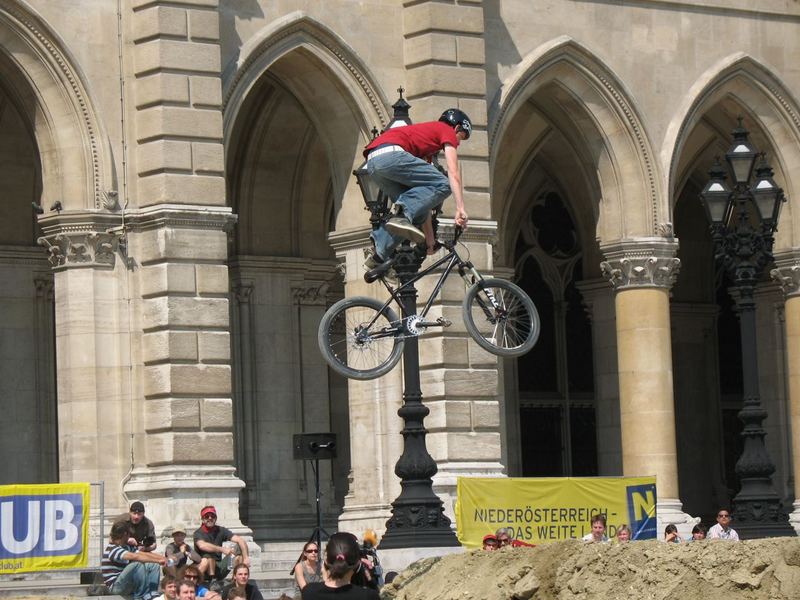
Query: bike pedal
436,317,452,327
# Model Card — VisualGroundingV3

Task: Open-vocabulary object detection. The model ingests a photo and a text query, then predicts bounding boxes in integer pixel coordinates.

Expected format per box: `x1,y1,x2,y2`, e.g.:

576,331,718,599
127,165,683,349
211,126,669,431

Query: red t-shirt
364,121,459,159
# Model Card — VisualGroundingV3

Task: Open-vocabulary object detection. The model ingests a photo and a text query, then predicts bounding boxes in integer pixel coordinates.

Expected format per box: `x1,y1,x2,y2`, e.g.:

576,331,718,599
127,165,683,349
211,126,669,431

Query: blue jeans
110,561,161,600
367,151,451,259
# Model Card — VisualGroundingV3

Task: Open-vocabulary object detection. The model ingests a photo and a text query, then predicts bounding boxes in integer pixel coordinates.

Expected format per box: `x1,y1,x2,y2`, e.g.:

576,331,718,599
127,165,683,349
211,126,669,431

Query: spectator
383,572,398,586
227,589,246,600
615,524,631,543
221,564,263,600
166,529,201,576
708,509,739,540
301,532,379,599
102,520,166,600
482,534,499,551
687,523,707,542
193,506,250,581
582,514,609,543
495,527,534,548
116,501,157,552
180,565,221,600
178,579,197,600
663,524,683,543
293,541,323,598
360,530,383,588
155,575,178,600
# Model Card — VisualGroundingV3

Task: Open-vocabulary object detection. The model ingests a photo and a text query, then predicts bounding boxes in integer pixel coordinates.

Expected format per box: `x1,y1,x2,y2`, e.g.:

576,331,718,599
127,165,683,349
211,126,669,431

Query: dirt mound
381,538,800,600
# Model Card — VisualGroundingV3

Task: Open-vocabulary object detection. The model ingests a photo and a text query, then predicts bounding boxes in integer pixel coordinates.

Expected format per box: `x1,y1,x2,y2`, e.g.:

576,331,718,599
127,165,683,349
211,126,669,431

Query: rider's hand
455,209,468,230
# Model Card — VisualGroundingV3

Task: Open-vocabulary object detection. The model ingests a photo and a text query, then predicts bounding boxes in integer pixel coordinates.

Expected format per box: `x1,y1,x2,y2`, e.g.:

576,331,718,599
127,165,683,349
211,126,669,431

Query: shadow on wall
483,0,522,119
219,0,265,69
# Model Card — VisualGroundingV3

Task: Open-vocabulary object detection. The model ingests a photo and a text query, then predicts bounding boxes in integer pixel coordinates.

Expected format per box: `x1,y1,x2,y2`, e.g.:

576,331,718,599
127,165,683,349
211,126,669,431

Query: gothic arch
223,13,391,229
0,0,113,210
491,37,663,245
664,54,800,250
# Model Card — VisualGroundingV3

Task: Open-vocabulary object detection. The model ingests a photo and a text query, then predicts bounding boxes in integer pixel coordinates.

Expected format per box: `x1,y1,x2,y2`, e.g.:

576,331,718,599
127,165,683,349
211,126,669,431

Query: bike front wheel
463,278,540,357
318,296,404,380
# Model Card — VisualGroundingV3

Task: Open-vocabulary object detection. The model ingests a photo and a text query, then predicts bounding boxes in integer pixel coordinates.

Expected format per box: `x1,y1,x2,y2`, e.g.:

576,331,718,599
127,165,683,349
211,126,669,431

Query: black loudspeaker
293,433,337,460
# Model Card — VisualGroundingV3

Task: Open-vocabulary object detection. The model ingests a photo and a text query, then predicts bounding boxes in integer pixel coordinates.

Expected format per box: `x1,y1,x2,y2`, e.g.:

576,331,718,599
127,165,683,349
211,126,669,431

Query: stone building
2,0,800,556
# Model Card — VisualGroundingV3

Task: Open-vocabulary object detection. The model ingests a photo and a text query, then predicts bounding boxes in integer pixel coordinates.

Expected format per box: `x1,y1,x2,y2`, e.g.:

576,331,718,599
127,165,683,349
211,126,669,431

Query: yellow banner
0,483,90,573
455,476,657,547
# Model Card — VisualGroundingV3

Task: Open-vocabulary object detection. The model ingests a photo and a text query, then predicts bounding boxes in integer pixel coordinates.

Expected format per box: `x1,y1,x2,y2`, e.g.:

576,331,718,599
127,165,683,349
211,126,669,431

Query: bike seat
364,257,395,284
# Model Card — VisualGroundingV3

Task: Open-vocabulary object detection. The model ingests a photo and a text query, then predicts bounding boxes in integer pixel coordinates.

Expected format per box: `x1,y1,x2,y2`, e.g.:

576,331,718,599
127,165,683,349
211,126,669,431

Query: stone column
600,238,695,535
771,254,800,534
576,279,621,476
120,0,251,542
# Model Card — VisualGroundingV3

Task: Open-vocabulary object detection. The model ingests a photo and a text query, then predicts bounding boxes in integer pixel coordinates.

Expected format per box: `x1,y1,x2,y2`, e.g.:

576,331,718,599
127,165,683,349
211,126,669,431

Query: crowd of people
100,501,390,600
101,502,254,600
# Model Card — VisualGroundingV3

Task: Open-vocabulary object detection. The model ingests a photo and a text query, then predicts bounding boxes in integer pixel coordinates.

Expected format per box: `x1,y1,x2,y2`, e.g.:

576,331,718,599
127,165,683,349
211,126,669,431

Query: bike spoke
329,305,398,371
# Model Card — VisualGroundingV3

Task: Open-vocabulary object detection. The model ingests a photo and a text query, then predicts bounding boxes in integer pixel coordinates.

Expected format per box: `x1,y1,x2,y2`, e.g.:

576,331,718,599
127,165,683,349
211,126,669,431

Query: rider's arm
443,144,468,229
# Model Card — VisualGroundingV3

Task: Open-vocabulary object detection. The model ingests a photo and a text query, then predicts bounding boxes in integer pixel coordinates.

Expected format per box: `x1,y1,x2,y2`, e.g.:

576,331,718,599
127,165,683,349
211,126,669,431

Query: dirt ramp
381,538,800,600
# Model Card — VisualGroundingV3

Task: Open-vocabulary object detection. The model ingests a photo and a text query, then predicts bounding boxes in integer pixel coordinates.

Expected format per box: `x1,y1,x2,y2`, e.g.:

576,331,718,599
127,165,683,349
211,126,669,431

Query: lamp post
353,91,459,548
699,117,793,537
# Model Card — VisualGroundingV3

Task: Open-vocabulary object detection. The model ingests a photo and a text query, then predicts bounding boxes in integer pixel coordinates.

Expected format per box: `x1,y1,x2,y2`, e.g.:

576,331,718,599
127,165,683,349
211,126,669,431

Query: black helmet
439,108,472,140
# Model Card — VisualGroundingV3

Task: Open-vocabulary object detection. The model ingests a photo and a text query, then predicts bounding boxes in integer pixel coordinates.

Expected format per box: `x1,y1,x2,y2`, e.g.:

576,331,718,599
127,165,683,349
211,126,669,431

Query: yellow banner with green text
0,483,90,573
455,476,657,547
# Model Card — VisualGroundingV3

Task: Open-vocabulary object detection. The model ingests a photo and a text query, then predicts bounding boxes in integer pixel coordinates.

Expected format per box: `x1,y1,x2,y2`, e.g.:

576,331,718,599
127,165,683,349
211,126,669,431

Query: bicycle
317,227,540,380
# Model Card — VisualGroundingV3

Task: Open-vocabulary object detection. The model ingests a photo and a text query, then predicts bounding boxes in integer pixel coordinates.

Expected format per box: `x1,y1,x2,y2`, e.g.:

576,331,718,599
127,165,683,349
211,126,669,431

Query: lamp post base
734,492,794,539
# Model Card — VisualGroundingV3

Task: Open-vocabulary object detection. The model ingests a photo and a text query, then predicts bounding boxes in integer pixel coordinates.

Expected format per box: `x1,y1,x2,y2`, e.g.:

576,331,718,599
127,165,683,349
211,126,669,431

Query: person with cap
362,108,472,276
193,505,250,582
165,528,202,576
481,534,499,551
116,501,157,552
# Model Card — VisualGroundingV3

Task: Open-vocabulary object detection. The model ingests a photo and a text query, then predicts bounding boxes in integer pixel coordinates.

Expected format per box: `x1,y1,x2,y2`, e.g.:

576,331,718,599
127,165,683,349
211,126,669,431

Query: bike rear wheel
463,278,540,357
318,296,404,380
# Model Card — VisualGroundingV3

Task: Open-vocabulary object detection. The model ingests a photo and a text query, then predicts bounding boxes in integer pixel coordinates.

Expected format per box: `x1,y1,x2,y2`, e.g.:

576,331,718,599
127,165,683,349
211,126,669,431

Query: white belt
367,145,405,160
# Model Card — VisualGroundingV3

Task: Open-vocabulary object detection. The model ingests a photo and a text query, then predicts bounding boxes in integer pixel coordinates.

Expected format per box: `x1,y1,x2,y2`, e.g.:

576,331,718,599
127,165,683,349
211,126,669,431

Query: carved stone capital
37,231,121,270
233,283,254,304
292,281,331,306
600,238,681,291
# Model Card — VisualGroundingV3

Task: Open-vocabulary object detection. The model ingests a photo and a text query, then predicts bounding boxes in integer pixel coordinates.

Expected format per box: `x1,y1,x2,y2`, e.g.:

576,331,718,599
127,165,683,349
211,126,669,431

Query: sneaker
385,216,426,244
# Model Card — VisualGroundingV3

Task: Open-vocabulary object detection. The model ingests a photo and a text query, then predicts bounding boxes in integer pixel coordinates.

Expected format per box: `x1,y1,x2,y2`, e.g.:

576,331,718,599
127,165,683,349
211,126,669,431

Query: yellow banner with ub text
455,476,657,547
0,483,90,573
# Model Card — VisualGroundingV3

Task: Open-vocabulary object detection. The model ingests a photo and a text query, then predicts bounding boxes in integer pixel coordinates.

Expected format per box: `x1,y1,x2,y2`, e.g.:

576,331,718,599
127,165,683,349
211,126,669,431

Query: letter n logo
626,483,657,540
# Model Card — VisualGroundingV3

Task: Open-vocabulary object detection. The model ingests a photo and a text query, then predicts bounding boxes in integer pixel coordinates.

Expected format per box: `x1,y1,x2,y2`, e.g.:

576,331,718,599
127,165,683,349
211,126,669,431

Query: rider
363,108,471,271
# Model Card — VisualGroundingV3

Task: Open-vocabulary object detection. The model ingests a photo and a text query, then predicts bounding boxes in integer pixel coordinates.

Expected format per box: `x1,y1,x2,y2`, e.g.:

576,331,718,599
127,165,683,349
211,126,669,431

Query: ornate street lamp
699,117,792,538
353,91,459,549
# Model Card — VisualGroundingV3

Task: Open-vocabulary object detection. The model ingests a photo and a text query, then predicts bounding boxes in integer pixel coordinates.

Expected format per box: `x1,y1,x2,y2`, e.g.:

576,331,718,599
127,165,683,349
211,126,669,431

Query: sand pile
381,538,800,600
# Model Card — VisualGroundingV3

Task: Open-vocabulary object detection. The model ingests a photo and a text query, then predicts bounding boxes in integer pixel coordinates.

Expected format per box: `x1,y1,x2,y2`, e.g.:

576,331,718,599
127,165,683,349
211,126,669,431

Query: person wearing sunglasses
192,506,250,582
708,508,739,540
293,541,322,598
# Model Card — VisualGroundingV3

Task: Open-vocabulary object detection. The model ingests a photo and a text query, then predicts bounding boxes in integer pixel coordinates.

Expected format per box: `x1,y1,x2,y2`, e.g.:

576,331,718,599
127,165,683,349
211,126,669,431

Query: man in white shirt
707,508,739,540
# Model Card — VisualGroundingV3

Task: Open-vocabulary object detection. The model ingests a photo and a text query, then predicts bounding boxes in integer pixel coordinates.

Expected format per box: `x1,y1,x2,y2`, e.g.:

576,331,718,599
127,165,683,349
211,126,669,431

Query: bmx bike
317,226,540,380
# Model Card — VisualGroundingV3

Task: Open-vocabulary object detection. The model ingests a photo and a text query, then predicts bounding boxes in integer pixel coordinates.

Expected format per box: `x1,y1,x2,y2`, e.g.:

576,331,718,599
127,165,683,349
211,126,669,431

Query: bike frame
363,236,484,337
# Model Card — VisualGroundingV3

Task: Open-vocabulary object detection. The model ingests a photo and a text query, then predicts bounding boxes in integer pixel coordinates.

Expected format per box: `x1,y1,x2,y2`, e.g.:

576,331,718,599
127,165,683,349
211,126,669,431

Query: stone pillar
576,279,621,476
771,254,800,534
600,238,695,536
119,0,250,542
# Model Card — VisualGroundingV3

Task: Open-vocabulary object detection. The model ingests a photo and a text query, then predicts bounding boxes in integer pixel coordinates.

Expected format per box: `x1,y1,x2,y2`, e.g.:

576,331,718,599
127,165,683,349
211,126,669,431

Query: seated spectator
102,520,166,600
228,589,246,600
221,564,263,600
615,524,631,543
495,527,534,548
663,524,683,543
180,565,221,600
178,578,197,600
155,575,178,600
384,572,398,586
193,506,250,581
582,513,609,543
116,501,157,552
687,523,707,542
293,541,323,598
708,508,739,540
482,534,499,551
166,529,201,576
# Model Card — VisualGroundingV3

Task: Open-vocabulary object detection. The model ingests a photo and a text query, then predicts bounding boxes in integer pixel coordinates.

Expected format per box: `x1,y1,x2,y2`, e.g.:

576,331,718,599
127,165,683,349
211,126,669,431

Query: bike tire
318,296,404,380
462,278,540,357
